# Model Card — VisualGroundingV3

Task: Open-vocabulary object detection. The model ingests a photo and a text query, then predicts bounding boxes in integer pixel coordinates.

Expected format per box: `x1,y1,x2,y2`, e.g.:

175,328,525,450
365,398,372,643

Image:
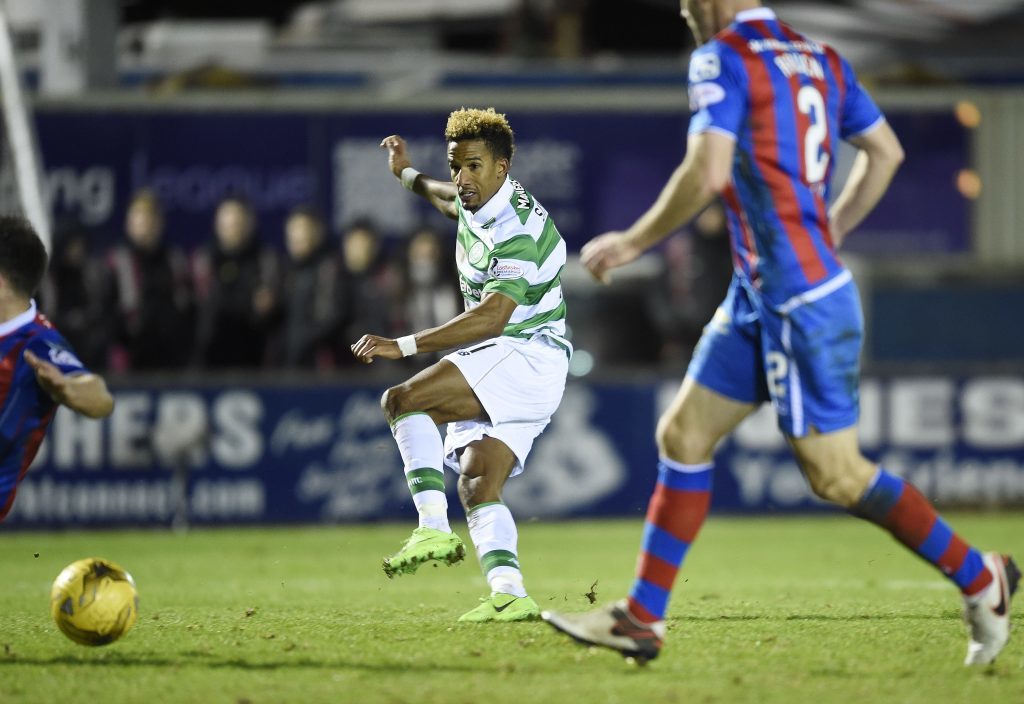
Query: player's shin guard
854,468,992,596
393,412,450,532
628,459,713,624
468,502,526,597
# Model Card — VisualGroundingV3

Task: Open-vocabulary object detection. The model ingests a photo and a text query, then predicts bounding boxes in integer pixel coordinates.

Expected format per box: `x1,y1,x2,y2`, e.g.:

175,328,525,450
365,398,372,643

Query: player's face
680,0,714,45
447,139,509,213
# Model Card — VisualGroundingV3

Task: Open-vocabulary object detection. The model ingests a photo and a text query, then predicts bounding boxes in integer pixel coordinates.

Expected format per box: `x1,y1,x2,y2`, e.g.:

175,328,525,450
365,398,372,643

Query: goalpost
0,4,50,251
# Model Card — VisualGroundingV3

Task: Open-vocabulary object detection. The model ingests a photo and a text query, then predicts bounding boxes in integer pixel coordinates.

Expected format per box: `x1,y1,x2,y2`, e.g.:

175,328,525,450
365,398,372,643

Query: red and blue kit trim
856,469,992,595
628,460,713,623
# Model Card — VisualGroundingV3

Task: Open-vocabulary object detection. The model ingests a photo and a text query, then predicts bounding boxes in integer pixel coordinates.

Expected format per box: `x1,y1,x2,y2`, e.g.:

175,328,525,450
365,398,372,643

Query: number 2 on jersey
797,85,829,184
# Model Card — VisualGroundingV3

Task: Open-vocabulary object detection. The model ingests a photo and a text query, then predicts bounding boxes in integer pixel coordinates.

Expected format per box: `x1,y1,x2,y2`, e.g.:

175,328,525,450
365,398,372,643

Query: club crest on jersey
689,82,727,111
468,240,488,266
488,258,523,281
689,53,721,82
46,344,83,368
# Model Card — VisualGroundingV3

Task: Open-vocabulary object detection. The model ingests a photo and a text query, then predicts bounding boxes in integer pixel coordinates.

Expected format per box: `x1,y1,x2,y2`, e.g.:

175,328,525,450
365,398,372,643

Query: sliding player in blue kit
543,0,1017,666
0,216,114,522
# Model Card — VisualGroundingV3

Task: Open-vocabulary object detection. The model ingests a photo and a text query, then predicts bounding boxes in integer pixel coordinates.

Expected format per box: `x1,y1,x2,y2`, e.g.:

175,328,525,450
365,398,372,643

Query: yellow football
50,558,139,646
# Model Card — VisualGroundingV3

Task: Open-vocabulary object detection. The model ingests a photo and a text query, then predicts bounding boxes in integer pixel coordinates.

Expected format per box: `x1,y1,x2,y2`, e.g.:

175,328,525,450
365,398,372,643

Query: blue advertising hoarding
4,375,1022,528
0,106,969,256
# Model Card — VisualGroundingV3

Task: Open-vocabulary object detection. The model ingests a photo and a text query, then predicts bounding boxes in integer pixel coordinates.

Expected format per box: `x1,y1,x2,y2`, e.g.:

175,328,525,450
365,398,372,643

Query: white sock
393,413,449,532
468,502,526,598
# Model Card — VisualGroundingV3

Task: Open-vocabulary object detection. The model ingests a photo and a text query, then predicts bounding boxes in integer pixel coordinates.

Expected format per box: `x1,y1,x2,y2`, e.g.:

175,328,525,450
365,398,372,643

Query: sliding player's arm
24,349,114,419
380,134,459,220
582,131,735,283
828,120,904,248
351,291,517,363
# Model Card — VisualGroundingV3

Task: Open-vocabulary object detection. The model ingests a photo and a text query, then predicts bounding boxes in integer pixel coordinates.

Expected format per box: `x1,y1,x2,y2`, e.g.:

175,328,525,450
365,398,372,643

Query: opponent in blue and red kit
544,0,1017,667
687,7,882,307
0,216,114,522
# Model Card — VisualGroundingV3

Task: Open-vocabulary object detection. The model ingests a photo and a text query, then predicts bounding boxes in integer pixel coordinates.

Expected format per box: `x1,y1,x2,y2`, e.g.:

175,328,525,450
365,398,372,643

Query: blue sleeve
26,330,89,376
687,42,747,140
839,56,884,139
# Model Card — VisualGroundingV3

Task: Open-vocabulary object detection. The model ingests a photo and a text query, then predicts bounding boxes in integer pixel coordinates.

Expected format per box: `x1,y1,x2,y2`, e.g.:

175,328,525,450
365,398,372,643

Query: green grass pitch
1,513,1022,704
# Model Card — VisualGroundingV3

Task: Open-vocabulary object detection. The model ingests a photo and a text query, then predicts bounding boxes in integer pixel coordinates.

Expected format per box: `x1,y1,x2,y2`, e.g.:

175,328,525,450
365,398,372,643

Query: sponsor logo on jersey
468,240,488,266
47,344,83,369
689,53,721,82
460,278,482,300
489,258,524,281
689,82,727,111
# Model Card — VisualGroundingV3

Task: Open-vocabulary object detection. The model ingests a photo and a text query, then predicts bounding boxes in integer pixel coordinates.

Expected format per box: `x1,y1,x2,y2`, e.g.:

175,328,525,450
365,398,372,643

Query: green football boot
382,527,466,578
458,593,541,622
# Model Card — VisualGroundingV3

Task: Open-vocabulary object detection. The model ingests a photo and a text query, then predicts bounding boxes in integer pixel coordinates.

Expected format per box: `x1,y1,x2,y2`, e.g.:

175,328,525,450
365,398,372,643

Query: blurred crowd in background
40,190,453,373
38,188,733,374
24,0,1023,376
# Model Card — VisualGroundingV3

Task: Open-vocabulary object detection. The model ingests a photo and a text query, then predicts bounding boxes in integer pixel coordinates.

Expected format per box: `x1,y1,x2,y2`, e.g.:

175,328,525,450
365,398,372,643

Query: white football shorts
442,334,568,477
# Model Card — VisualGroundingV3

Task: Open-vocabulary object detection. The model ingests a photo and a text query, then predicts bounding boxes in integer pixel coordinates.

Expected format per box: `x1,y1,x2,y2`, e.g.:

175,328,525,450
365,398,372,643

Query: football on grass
50,558,139,646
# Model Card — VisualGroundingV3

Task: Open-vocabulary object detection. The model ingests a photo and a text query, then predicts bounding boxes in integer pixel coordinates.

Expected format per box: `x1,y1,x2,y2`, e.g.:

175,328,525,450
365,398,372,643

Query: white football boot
542,600,665,664
963,552,1020,665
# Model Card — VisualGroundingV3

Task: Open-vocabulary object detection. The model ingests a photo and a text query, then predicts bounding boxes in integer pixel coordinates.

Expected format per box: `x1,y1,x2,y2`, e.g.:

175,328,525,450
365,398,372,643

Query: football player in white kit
352,108,571,622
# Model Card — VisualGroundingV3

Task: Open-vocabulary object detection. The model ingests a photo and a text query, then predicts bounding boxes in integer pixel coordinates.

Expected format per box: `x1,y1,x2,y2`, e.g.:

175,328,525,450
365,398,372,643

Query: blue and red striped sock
627,458,713,624
855,468,992,595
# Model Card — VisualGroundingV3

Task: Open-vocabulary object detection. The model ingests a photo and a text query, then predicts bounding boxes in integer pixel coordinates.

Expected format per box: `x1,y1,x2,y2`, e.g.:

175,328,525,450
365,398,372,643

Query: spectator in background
398,226,460,358
272,206,346,370
337,218,400,363
103,189,193,370
647,201,732,367
192,195,279,369
38,220,109,370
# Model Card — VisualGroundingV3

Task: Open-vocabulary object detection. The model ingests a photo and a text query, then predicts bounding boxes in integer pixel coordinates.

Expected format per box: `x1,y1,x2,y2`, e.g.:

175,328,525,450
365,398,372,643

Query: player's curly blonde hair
444,107,515,161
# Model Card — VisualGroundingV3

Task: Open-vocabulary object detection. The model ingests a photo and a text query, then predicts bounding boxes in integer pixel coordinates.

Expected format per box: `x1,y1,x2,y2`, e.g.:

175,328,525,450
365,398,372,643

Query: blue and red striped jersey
687,7,884,307
0,301,87,520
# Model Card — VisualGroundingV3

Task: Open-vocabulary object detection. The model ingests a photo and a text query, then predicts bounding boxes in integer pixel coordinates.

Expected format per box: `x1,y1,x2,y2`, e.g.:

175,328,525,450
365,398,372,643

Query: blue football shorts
686,273,863,437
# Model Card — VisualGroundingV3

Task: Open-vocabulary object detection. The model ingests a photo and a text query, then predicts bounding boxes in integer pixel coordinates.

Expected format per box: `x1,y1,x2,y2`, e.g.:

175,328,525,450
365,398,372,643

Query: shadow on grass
0,651,483,674
780,613,949,622
672,613,950,622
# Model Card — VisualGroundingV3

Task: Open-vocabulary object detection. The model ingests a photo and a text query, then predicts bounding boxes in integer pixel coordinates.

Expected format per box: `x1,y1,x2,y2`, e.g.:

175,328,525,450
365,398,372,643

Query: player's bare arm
581,131,735,283
828,120,904,247
380,135,459,220
24,349,114,419
351,291,517,364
